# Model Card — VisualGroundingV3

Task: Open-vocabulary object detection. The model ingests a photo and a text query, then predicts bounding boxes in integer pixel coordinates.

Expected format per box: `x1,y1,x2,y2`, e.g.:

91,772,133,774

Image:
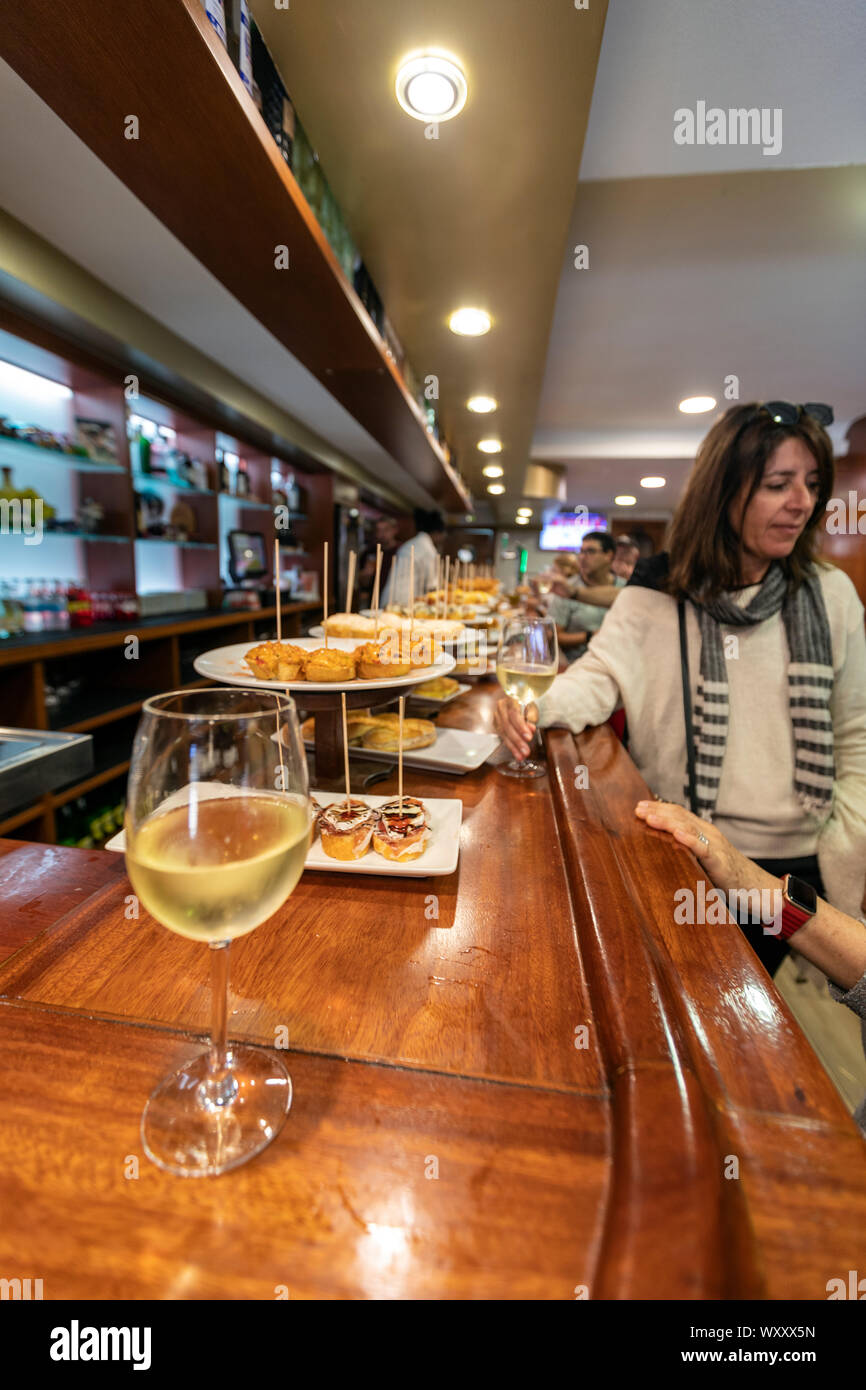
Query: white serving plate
305,792,462,876
106,789,462,878
193,638,455,693
305,723,499,774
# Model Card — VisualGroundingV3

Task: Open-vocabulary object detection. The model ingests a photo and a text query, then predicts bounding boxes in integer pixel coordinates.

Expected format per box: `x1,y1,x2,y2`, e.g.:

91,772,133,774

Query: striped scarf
687,563,835,820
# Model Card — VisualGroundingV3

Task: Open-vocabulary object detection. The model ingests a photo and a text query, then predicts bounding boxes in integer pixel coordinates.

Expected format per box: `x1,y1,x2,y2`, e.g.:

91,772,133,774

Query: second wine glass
495,615,559,779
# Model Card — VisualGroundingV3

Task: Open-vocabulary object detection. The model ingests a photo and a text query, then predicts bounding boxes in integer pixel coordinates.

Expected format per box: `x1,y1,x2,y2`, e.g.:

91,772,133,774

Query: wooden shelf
58,692,160,734
0,603,319,668
0,437,125,473
0,0,470,512
134,537,217,549
132,473,217,497
41,531,130,544
52,760,131,808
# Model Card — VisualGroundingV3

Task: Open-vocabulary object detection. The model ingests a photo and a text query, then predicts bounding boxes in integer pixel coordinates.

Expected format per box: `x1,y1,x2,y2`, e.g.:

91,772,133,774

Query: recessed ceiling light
396,52,468,123
640,476,666,488
614,495,637,506
467,395,498,414
487,483,505,495
678,395,716,414
516,516,529,525
517,507,532,517
482,464,504,478
477,439,502,454
449,307,491,336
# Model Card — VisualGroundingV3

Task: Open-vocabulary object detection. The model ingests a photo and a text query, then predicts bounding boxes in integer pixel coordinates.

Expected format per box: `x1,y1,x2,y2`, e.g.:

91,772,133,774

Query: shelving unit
0,0,470,511
0,602,320,841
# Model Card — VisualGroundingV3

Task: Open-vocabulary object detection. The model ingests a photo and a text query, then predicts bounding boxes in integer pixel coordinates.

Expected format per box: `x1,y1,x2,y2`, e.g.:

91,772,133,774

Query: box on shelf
138,590,209,618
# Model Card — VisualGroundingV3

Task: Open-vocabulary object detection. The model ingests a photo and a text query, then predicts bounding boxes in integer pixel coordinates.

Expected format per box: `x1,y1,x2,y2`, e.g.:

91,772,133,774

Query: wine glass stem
523,704,535,760
202,940,237,1109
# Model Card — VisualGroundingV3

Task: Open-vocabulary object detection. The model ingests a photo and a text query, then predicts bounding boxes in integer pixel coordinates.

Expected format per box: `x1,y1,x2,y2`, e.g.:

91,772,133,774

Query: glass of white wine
496,615,559,779
125,688,312,1177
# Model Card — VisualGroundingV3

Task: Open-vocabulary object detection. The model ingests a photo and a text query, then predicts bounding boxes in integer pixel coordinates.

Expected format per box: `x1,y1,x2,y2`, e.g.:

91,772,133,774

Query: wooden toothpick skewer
323,540,329,648
341,692,351,813
274,538,282,643
372,543,382,639
345,548,356,615
408,545,415,666
398,695,404,814
409,544,415,624
442,556,450,622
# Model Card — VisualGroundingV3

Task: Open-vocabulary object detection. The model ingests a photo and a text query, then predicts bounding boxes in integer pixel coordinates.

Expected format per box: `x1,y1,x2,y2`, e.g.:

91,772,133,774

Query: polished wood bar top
1,678,865,1299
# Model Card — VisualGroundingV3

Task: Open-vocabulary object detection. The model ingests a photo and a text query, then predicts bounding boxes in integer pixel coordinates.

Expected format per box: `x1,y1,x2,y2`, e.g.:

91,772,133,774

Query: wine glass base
497,759,546,779
141,1045,292,1177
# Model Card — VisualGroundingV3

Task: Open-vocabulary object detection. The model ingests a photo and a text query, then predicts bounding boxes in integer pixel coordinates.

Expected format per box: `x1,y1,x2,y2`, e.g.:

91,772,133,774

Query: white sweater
381,532,440,608
535,563,866,919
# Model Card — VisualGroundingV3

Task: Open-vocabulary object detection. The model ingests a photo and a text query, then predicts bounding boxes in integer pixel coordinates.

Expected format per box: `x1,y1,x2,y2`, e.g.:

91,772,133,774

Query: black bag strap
678,598,699,814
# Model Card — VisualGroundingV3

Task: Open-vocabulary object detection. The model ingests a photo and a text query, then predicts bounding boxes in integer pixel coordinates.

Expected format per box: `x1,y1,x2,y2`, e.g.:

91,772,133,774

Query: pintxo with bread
313,692,434,865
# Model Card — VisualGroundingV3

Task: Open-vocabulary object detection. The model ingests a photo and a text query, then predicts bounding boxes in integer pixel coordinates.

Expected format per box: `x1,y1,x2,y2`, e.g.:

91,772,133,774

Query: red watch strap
779,875,813,940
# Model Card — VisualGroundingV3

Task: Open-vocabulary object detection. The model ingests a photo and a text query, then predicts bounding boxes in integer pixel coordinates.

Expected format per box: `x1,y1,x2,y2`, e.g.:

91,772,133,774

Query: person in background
545,531,626,663
495,401,866,976
358,516,399,608
381,508,445,608
635,797,866,1135
611,535,641,584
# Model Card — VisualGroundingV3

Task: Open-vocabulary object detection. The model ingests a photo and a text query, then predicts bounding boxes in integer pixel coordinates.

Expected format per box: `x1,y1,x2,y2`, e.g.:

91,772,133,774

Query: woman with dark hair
495,402,866,974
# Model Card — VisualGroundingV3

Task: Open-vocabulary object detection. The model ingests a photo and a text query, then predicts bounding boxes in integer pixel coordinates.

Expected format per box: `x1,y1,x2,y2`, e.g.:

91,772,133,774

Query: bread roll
323,613,376,639
361,718,436,752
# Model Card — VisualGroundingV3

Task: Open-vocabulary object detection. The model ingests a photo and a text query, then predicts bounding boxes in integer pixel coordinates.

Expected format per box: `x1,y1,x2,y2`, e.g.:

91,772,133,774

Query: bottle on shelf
202,0,228,48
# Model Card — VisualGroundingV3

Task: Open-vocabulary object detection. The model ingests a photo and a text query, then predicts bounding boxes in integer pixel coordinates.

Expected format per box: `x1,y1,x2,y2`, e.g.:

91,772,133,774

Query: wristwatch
779,874,818,940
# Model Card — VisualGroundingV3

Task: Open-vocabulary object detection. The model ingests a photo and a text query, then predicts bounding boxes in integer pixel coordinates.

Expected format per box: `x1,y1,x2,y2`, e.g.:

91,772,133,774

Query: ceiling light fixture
614,495,637,506
477,439,502,454
482,464,504,478
396,52,468,123
487,483,505,495
467,395,497,414
640,476,666,488
678,395,716,414
449,307,491,336
517,507,533,517
515,516,529,525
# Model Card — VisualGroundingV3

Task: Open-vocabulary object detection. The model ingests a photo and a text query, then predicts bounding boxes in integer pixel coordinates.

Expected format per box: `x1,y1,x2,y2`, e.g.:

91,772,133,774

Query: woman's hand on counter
635,798,866,994
494,698,539,761
634,799,767,893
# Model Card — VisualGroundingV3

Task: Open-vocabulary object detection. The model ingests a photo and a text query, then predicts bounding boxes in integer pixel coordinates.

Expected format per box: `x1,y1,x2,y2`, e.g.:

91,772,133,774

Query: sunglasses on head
756,401,834,427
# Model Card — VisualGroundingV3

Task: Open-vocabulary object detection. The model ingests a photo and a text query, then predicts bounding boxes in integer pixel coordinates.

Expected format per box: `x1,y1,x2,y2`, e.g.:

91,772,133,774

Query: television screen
538,511,607,551
228,529,268,582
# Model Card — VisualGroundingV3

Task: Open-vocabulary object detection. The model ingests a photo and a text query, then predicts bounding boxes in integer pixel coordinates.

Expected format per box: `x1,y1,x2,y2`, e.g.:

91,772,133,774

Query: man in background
547,531,625,663
611,534,641,583
381,508,445,607
358,515,400,608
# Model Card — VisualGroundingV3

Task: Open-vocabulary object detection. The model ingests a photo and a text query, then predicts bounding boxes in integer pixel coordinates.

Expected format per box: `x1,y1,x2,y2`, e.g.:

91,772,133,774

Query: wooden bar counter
1,680,865,1300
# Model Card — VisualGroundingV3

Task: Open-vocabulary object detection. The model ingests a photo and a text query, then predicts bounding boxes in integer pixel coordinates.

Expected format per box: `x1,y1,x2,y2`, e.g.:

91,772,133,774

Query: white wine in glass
496,616,558,779
125,688,312,1177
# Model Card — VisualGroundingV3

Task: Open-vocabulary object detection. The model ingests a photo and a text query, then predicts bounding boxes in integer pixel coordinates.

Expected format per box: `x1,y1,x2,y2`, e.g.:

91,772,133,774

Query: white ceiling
531,0,866,523
580,0,866,180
